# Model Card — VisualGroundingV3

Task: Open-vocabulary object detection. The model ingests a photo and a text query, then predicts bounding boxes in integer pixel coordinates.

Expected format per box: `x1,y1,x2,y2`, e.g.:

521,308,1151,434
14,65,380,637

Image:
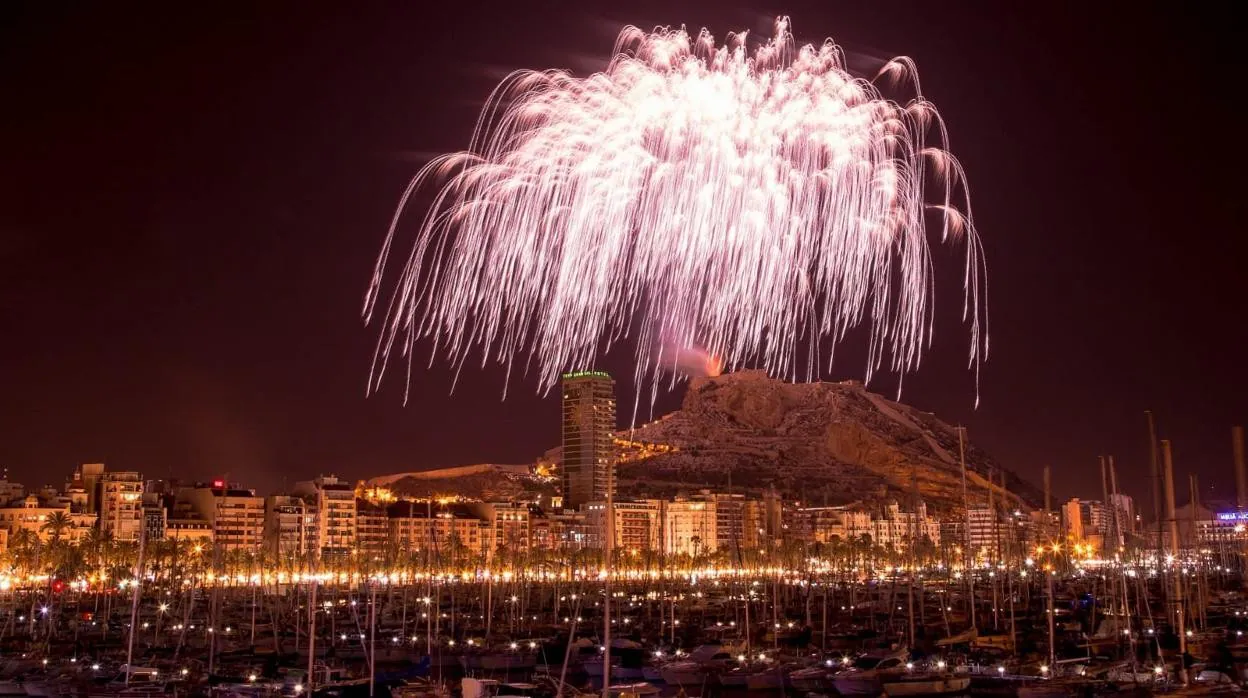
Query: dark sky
2,2,1244,512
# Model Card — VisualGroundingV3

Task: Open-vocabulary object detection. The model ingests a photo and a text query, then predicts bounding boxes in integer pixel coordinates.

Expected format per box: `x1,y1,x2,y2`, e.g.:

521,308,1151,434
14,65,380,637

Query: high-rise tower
560,371,616,510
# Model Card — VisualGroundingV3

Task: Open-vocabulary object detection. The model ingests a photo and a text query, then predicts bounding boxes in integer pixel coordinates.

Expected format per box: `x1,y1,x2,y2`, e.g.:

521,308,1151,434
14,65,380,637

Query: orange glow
706,354,723,377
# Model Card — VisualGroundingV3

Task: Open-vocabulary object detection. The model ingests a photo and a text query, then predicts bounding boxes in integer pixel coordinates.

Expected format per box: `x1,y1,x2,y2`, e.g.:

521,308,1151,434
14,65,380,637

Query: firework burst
365,17,986,405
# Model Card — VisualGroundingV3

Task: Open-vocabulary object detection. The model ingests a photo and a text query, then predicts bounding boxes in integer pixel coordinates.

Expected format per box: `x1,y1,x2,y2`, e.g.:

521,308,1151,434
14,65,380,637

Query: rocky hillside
612,371,1039,512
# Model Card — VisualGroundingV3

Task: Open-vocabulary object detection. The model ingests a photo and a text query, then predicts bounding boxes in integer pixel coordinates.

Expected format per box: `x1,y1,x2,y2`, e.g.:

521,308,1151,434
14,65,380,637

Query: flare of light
365,17,986,404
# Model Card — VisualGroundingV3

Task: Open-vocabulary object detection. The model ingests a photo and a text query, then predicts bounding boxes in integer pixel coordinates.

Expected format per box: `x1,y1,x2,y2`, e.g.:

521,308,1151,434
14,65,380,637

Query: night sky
2,3,1244,512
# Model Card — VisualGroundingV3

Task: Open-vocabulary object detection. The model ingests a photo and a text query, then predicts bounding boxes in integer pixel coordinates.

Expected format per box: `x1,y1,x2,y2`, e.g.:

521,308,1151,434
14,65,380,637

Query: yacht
657,644,737,686
832,649,910,696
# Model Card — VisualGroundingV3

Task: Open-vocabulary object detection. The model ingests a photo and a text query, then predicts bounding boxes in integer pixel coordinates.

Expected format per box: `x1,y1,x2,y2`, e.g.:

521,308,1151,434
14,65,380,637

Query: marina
0,543,1245,697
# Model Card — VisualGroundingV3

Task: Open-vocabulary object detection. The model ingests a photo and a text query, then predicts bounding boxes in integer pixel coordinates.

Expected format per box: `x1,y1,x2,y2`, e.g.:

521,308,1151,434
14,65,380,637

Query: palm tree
41,511,73,546
82,527,115,576
856,533,874,570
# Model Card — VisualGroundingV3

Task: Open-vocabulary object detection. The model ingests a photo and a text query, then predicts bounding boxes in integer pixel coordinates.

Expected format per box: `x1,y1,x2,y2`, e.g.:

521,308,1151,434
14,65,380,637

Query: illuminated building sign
562,370,612,380
1216,511,1248,521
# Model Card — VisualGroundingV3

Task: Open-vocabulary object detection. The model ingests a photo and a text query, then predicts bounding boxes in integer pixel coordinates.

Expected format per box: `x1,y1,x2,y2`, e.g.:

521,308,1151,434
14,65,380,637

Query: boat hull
834,675,884,696
883,675,971,696
746,672,784,691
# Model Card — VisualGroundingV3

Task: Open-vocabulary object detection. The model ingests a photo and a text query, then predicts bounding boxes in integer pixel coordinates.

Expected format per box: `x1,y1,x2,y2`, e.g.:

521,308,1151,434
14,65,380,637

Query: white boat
657,644,737,685
788,665,830,691
87,666,168,698
1194,668,1236,685
833,649,913,698
835,672,889,696
833,651,909,696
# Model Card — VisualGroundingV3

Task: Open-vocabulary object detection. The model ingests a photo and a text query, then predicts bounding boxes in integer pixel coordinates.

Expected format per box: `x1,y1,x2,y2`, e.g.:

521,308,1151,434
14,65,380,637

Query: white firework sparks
364,17,986,405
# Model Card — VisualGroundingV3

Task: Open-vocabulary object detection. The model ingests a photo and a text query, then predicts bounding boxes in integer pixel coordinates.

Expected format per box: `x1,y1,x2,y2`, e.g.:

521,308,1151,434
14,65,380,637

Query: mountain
613,371,1039,512
376,371,1039,513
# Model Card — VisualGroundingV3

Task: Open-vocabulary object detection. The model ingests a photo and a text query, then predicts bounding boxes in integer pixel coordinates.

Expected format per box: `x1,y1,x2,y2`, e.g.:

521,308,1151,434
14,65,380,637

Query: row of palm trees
0,509,1080,597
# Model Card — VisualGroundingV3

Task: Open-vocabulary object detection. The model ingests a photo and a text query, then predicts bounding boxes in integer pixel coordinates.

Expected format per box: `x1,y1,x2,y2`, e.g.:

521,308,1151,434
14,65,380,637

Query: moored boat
881,672,971,696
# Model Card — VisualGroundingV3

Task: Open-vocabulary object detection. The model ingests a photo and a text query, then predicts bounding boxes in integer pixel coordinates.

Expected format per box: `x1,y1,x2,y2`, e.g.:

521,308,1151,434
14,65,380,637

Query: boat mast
369,579,377,697
307,570,318,694
1046,552,1055,671
601,431,616,698
1160,440,1187,685
958,427,975,631
908,470,918,649
1108,456,1123,550
426,499,433,655
1109,458,1138,682
989,467,998,631
1146,411,1162,567
1043,466,1055,672
124,519,147,685
1002,470,1015,657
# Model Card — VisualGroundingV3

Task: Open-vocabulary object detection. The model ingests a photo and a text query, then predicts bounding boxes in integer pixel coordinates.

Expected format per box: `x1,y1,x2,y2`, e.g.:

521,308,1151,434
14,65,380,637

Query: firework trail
364,17,986,405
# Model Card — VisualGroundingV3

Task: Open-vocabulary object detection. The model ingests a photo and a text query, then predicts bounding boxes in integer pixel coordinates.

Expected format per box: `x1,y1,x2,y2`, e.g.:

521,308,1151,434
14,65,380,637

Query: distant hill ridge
368,463,530,486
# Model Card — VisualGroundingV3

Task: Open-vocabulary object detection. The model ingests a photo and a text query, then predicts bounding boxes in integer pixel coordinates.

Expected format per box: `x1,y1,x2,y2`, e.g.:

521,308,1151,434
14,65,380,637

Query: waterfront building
762,487,784,541
870,502,942,552
812,506,873,545
0,495,92,545
1197,509,1248,545
356,498,390,556
63,471,87,512
178,481,265,552
465,501,534,555
662,497,717,556
81,463,105,514
166,516,213,544
530,508,590,551
293,475,357,559
387,501,488,557
561,371,616,510
539,509,592,551
99,471,143,542
967,506,1004,560
1027,510,1061,547
0,479,26,506
1062,498,1111,551
584,499,662,552
693,491,763,551
141,493,167,542
264,495,314,556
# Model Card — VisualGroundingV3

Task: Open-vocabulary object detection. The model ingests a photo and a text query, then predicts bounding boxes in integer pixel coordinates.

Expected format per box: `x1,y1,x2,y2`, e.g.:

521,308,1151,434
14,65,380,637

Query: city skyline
0,454,1209,563
2,3,1246,506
